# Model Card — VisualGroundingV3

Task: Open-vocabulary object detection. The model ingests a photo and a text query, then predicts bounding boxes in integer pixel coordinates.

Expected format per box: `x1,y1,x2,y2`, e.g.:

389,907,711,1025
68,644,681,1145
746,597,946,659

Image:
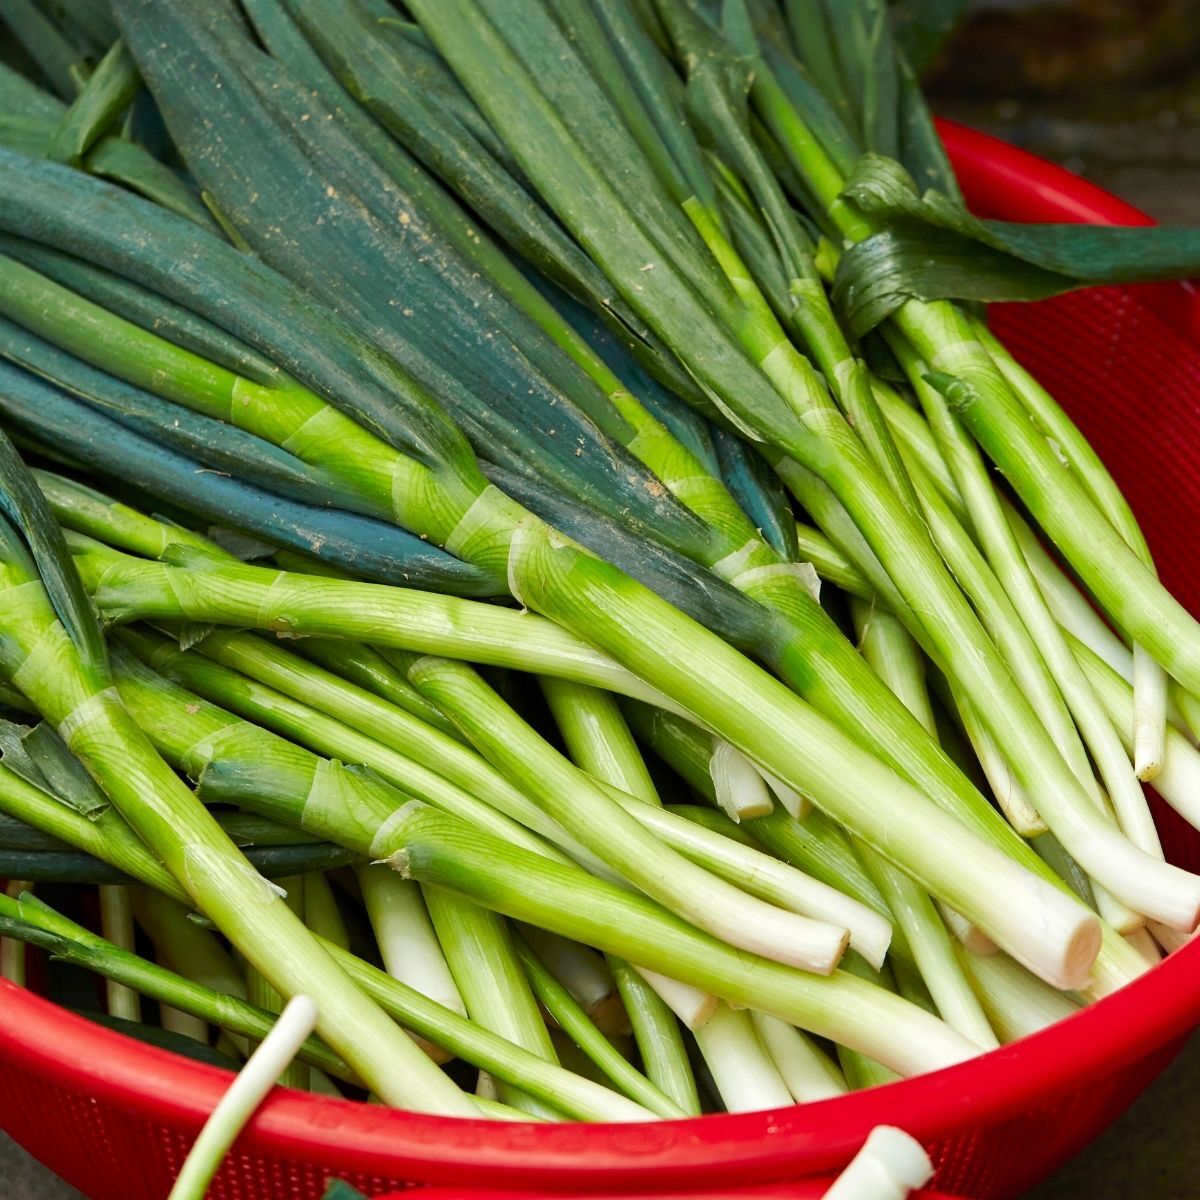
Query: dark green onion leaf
0,315,361,512
117,1,722,561
0,237,276,383
0,840,359,884
0,0,81,99
0,148,479,480
20,722,109,818
0,60,67,121
0,719,108,818
42,0,120,52
0,812,70,852
46,38,141,166
835,154,1200,335
482,463,766,652
0,361,503,596
711,428,799,561
890,0,973,75
0,424,108,674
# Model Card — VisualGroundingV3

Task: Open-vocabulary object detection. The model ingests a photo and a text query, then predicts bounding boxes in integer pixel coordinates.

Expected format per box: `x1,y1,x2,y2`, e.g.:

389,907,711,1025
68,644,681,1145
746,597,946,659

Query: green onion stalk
167,993,321,1200
708,737,778,822
518,929,627,1039
71,531,1103,990
132,890,249,1006
749,1010,848,1103
398,1,1199,939
423,887,562,1119
889,335,1161,857
116,626,572,862
383,800,983,1078
122,888,652,1121
606,955,702,1115
293,638,461,741
692,1002,793,1113
731,5,1188,803
525,676,700,1104
515,933,684,1118
877,429,1139,929
0,756,186,902
620,700,892,925
99,882,142,1021
99,638,703,1056
33,468,233,563
242,875,312,1091
583,778,892,967
957,944,1083,1044
541,677,662,809
409,657,869,973
0,506,472,1113
1,879,30,984
102,636,561,867
303,871,349,951
128,622,861,975
0,250,1114,987
357,864,466,1020
850,598,998,1049
0,894,358,1076
1070,638,1200,836
968,317,1169,783
278,0,1159,955
534,679,701,1109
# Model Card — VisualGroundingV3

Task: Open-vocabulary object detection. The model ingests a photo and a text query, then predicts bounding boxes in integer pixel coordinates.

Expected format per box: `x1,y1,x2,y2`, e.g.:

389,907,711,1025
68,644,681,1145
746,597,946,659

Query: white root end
823,1127,933,1200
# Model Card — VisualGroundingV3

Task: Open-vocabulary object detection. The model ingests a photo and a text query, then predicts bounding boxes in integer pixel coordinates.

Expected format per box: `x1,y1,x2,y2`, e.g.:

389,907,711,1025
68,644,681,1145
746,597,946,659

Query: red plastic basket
2,121,1200,1200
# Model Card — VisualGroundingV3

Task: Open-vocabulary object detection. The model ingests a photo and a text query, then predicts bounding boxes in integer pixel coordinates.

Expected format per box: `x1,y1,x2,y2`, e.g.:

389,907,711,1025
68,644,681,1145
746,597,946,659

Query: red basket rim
3,120,1199,1195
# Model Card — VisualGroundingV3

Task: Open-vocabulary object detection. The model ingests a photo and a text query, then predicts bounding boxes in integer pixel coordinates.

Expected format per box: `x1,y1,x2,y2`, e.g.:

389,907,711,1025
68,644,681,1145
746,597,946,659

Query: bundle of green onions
0,0,1199,1135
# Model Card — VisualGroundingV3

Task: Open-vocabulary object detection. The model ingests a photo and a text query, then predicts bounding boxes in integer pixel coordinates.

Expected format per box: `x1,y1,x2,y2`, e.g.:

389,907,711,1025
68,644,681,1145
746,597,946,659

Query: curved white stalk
693,1003,792,1113
709,739,774,821
823,1127,933,1200
168,995,322,1200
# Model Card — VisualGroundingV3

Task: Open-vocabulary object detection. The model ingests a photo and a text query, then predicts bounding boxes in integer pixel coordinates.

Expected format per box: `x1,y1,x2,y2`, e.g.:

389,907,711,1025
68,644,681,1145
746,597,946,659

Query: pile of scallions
2,0,1200,1146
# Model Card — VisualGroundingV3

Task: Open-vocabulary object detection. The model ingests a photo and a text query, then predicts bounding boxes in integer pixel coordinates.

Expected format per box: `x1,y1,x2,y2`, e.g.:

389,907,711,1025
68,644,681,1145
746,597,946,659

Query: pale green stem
424,888,559,1118
303,873,350,951
957,946,1083,1043
749,1011,847,1103
1,880,30,984
514,933,683,1118
892,335,1161,859
99,884,142,1022
692,1002,793,1113
606,955,700,1115
168,996,320,1200
358,864,466,1016
410,656,851,974
387,802,984,1077
541,676,660,805
519,930,625,1037
0,558,467,1112
850,599,998,1049
971,317,1167,781
0,761,186,904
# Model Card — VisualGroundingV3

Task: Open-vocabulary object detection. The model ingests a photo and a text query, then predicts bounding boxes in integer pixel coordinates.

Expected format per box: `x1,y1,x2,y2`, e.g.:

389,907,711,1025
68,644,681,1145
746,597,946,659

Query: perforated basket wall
1,122,1198,1200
